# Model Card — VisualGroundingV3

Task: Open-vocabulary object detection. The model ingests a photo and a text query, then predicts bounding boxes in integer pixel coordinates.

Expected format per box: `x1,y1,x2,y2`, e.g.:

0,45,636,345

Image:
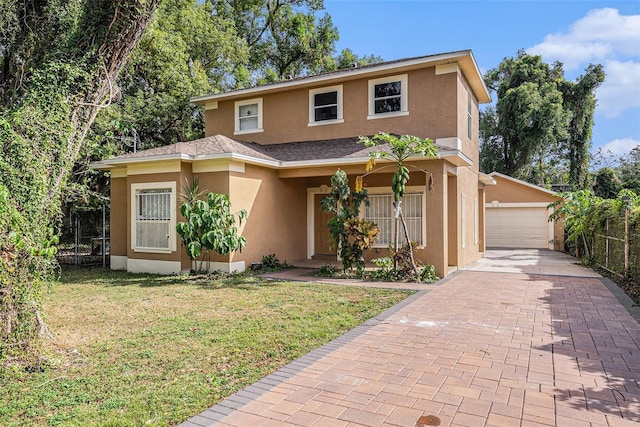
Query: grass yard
0,268,414,427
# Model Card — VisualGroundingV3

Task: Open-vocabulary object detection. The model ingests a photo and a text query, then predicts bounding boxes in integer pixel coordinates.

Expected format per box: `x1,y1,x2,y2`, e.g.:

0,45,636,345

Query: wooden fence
593,209,638,282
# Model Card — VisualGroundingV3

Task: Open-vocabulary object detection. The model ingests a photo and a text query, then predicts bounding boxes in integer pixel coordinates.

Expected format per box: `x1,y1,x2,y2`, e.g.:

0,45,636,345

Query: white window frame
234,98,263,135
365,188,425,248
131,181,177,253
367,74,409,120
308,85,344,126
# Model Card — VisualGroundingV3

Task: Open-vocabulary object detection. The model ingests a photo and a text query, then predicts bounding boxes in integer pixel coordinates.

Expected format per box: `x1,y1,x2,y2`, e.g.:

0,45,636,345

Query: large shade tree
0,0,160,364
480,51,604,189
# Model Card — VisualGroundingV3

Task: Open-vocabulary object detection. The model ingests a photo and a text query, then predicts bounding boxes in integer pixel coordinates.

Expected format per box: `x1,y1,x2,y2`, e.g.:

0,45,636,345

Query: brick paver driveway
180,250,640,427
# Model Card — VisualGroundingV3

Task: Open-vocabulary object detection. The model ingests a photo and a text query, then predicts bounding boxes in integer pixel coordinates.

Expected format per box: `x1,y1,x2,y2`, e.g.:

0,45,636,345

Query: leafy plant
320,170,379,276
252,254,289,273
419,264,439,283
176,183,247,272
370,257,397,281
358,133,438,278
316,264,339,277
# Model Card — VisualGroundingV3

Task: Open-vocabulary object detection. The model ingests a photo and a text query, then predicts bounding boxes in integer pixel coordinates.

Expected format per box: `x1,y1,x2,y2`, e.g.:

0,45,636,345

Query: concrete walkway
179,250,640,427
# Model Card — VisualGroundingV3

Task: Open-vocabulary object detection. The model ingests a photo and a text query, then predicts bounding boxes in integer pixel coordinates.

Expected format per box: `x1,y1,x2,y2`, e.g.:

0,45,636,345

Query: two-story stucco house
92,49,495,277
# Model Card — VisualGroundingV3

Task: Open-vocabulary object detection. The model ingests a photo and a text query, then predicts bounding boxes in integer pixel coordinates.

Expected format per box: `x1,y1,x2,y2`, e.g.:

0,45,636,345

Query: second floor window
368,74,408,119
314,91,338,121
309,85,343,126
235,98,263,134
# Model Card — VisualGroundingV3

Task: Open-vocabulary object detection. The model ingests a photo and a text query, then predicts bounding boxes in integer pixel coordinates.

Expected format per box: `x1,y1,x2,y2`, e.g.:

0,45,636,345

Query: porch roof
90,135,474,170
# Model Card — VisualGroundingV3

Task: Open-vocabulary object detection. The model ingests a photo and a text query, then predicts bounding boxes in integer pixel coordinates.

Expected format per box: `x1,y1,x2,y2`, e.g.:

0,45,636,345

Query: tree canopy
480,51,604,189
1,0,160,364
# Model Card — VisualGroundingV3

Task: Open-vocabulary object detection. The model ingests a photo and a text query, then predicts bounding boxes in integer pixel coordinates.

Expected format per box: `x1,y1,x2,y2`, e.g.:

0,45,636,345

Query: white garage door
486,206,550,249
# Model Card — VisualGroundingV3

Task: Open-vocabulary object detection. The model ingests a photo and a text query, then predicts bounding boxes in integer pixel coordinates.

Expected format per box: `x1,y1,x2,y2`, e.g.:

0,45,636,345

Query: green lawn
0,268,414,426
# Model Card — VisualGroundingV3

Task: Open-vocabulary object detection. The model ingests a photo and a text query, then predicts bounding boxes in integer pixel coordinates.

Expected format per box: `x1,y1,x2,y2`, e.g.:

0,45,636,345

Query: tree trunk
399,211,420,281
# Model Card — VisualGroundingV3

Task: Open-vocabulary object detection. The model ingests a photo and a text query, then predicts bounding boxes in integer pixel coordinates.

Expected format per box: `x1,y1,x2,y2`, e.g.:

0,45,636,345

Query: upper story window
368,74,408,120
234,98,263,135
131,182,177,253
308,85,343,126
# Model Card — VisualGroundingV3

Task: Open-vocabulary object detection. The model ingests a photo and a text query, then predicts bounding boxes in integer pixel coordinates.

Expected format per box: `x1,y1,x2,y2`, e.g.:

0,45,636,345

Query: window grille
366,193,423,247
136,189,171,250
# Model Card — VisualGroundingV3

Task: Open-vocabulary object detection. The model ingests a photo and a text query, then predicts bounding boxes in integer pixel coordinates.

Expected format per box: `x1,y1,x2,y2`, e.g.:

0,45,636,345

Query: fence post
624,199,630,278
102,203,107,269
74,215,79,266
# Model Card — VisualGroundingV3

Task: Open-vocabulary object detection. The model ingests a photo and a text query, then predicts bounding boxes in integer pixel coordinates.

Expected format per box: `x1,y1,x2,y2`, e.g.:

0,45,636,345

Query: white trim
192,159,245,173
130,181,177,253
127,160,182,176
111,168,127,178
194,260,246,273
435,63,460,75
367,74,408,119
486,202,551,208
234,98,263,135
128,259,182,275
110,255,127,271
204,101,218,110
435,137,462,151
308,85,343,125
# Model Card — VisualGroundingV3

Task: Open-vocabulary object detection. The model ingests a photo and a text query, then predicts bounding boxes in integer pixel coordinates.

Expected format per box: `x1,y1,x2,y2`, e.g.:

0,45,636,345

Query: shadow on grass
58,266,286,291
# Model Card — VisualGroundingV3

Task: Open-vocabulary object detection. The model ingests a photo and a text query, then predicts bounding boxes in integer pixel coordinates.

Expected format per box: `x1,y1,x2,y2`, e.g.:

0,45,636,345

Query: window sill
234,128,264,136
367,111,409,120
133,248,174,254
308,119,344,127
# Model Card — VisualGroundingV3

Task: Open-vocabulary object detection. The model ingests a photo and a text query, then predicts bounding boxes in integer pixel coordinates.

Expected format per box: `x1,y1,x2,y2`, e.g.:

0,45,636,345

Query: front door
314,194,335,256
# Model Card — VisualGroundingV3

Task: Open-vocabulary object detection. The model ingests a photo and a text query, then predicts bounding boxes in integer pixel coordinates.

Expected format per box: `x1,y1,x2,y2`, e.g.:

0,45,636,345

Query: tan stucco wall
204,67,460,145
457,74,480,166
485,175,558,204
227,164,308,265
110,176,127,257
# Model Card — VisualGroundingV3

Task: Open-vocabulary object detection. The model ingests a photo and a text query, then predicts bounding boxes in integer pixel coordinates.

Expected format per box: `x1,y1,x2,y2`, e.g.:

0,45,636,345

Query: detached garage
485,172,564,251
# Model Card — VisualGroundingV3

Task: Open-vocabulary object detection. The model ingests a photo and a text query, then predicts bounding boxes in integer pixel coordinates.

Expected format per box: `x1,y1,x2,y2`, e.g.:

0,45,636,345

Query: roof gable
191,50,491,105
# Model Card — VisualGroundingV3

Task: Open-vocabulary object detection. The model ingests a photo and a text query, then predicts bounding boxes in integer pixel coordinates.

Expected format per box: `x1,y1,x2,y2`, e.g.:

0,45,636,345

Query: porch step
312,254,337,261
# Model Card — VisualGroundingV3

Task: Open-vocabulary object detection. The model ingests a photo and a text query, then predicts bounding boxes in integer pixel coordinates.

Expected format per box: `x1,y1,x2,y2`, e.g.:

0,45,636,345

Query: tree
0,0,160,364
320,170,379,276
358,133,438,277
559,64,605,189
92,0,249,150
213,0,339,82
480,52,568,181
593,167,622,199
618,146,640,194
176,183,247,272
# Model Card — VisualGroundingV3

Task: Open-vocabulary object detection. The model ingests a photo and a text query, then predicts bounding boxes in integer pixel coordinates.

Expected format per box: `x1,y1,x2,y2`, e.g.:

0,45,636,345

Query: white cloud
528,8,640,120
599,138,640,156
596,60,640,117
528,8,640,70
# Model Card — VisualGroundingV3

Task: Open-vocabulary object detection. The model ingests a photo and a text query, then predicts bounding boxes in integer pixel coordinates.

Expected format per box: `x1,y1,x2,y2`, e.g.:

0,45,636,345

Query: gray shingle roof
97,134,398,166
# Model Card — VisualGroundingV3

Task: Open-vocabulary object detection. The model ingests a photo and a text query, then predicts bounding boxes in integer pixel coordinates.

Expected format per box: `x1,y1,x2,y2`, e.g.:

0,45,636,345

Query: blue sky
323,0,640,158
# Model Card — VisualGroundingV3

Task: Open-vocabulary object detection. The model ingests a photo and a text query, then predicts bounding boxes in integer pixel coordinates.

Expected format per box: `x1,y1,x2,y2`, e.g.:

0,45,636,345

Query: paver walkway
180,253,640,427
